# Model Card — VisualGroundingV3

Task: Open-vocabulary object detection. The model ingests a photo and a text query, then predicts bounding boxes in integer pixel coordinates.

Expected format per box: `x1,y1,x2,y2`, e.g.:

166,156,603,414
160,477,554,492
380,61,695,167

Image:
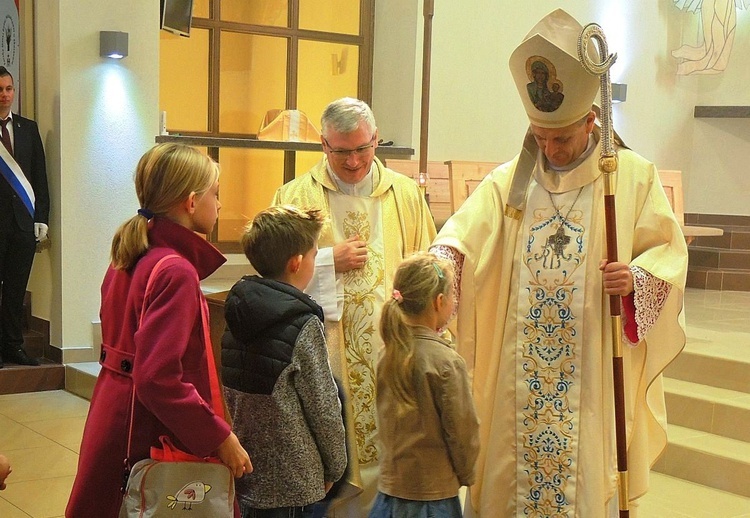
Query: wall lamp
612,83,627,103
100,31,128,59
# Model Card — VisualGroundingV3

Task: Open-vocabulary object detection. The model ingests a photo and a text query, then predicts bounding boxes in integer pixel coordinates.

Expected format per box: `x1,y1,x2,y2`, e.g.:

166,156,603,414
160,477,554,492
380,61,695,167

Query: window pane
220,31,288,135
193,0,209,18
221,0,288,27
299,0,359,35
295,150,323,177
297,40,359,128
216,148,284,242
160,28,210,133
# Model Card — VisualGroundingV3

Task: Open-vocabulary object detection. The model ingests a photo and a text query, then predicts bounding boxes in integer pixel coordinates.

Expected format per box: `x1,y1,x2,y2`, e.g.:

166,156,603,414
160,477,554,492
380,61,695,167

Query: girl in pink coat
66,143,252,517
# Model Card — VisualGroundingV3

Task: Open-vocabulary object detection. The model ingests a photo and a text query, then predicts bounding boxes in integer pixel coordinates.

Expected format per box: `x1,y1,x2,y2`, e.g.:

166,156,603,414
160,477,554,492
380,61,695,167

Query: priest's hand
599,260,633,296
333,235,368,272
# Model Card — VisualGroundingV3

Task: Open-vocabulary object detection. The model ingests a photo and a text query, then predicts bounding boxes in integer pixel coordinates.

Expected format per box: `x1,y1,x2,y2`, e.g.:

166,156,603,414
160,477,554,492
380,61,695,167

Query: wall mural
672,0,749,74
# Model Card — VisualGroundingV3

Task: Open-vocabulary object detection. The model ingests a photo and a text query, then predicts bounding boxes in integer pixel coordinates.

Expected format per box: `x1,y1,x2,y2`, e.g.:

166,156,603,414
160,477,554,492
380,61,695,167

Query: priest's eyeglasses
323,135,376,159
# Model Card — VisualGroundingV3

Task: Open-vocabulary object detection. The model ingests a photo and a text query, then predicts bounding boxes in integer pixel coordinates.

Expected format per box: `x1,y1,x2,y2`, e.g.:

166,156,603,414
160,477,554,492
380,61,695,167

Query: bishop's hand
599,259,633,296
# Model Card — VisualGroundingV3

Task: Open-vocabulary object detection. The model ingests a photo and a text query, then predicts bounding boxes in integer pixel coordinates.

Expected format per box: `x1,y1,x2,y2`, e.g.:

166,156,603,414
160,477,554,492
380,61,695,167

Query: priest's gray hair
321,97,377,137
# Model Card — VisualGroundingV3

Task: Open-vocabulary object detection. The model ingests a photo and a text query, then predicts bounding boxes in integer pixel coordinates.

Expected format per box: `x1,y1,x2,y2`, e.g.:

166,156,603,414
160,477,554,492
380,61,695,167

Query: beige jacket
376,327,480,501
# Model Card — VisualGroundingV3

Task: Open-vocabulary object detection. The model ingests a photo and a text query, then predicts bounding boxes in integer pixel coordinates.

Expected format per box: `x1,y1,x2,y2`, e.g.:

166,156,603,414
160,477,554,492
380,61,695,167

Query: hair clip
432,262,444,279
392,289,403,303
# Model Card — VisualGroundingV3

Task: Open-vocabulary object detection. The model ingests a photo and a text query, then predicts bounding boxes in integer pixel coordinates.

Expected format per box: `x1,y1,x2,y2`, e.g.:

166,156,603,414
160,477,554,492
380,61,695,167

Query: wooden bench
384,159,453,227
658,170,723,244
444,160,500,212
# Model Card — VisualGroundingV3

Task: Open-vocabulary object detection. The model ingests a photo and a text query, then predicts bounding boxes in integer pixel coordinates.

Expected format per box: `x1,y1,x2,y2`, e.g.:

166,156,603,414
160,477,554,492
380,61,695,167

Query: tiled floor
0,390,87,518
0,288,749,517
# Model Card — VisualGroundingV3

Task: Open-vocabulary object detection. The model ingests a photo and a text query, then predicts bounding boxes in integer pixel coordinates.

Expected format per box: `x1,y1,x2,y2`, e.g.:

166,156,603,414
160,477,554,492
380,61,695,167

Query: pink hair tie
392,289,403,303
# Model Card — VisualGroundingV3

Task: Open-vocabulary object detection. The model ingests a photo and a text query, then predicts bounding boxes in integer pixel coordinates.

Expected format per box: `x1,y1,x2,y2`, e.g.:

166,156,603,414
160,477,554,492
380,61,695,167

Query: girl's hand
216,433,253,478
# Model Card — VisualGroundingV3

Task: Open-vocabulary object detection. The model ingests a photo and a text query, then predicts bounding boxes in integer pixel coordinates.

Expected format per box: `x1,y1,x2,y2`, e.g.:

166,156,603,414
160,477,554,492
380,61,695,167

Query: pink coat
66,218,230,518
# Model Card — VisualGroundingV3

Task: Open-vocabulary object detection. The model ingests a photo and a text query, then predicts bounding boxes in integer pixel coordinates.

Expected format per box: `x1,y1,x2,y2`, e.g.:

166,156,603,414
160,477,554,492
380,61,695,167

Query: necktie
0,118,12,156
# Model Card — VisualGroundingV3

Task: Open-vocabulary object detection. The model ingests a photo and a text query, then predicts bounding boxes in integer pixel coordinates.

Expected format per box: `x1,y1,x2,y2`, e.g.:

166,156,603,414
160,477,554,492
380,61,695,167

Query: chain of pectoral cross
548,186,584,253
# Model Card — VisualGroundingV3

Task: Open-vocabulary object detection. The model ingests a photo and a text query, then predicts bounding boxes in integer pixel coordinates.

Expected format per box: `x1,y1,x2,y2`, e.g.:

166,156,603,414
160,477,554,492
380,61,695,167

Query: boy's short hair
241,205,324,278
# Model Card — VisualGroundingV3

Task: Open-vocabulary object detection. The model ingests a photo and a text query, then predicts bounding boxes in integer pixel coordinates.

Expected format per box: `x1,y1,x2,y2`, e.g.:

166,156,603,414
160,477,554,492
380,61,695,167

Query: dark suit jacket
0,113,49,232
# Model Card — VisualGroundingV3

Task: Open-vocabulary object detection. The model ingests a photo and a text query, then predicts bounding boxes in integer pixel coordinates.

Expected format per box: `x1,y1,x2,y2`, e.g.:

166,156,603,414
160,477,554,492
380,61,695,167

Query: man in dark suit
0,66,49,368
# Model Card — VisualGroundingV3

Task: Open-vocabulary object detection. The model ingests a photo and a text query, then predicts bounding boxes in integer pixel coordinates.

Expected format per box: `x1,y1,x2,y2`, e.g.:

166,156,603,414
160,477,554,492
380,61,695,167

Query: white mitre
509,9,600,129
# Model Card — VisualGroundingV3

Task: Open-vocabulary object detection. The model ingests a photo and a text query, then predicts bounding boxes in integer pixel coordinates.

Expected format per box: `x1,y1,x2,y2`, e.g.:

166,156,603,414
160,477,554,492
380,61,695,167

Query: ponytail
110,215,150,271
379,251,454,407
379,297,417,406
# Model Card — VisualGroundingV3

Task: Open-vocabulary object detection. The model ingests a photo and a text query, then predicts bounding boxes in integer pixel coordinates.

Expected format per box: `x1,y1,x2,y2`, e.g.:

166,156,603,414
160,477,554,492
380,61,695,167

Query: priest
273,97,436,516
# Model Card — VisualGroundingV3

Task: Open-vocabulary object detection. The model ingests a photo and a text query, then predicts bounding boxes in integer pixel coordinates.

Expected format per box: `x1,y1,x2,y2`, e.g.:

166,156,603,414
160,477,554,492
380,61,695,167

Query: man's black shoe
4,348,40,366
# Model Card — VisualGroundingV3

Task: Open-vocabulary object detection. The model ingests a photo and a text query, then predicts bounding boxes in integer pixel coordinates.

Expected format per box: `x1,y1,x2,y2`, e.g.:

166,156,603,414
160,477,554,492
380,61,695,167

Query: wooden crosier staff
577,24,630,517
417,0,435,202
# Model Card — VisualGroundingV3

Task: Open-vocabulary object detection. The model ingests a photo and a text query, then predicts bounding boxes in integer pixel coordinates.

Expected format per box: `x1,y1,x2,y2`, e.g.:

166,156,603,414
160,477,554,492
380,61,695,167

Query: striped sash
0,140,35,218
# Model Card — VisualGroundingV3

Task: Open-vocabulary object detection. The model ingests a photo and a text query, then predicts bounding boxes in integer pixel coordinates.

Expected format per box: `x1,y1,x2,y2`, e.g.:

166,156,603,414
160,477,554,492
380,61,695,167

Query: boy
222,205,347,517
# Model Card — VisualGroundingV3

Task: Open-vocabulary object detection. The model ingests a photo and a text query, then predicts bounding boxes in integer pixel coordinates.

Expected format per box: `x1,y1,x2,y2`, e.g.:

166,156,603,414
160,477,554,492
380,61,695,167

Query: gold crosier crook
578,24,630,517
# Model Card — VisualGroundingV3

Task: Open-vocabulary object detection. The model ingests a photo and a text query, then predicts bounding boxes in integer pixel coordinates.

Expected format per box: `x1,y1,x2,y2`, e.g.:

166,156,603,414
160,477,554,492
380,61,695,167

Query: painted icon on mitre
509,9,600,129
525,56,564,113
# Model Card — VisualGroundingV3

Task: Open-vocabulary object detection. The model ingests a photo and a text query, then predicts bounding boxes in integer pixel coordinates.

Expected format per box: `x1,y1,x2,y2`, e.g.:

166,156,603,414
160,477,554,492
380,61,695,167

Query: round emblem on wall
2,15,16,67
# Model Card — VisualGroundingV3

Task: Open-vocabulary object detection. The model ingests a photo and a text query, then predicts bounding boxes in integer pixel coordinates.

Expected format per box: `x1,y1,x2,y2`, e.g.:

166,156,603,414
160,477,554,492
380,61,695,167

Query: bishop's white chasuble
433,139,687,518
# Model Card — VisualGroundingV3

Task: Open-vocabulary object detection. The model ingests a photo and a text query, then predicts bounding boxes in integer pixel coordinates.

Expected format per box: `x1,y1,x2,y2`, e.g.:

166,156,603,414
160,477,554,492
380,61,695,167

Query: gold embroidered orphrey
341,210,383,465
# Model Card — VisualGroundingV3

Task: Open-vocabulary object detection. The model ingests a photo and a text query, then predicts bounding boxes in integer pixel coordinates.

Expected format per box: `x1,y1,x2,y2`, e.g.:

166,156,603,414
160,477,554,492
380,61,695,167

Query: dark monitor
161,0,194,37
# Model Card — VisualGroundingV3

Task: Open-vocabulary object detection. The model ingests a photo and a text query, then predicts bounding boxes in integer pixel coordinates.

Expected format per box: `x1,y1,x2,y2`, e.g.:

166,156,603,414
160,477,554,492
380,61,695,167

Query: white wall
372,0,420,148
30,0,159,358
373,1,750,216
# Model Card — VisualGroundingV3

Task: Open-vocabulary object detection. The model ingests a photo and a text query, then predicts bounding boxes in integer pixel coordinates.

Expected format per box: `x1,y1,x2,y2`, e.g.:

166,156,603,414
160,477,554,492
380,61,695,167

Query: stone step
665,346,750,394
0,290,62,395
686,265,750,291
64,362,100,401
0,360,65,394
686,242,750,290
664,377,750,443
652,425,750,498
639,472,750,517
21,328,46,359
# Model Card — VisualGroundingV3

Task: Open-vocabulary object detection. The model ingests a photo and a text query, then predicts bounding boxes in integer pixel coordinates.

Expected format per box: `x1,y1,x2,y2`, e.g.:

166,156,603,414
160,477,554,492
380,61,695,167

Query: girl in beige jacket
370,252,480,518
